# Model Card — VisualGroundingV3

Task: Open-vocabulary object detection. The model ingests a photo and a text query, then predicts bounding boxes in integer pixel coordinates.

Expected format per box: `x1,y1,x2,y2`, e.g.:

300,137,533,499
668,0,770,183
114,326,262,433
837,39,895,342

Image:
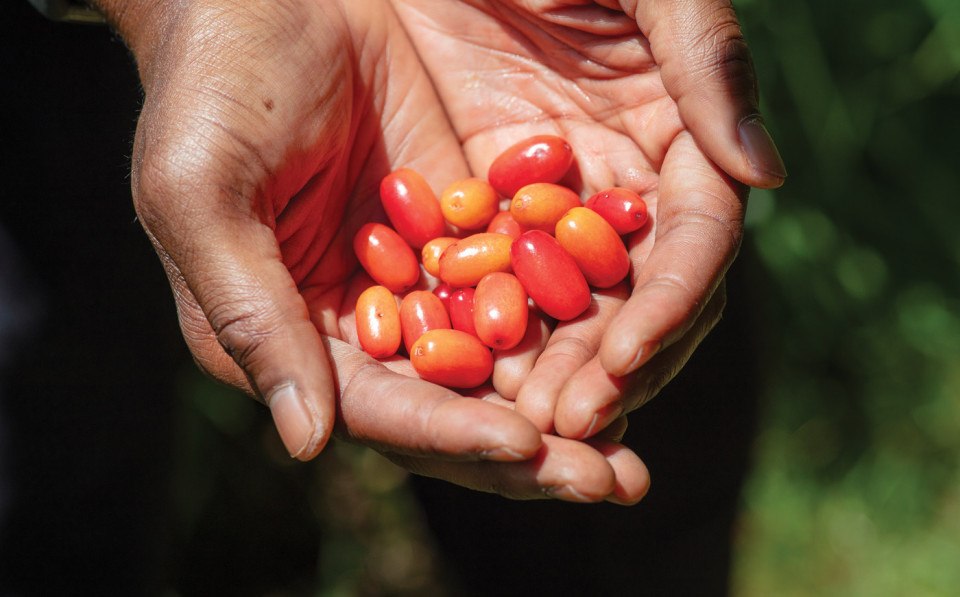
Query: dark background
1,0,957,594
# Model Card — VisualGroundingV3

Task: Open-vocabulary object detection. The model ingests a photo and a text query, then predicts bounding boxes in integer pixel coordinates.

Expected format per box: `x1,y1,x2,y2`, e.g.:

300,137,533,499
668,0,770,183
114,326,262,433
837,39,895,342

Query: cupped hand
391,0,783,435
100,0,647,502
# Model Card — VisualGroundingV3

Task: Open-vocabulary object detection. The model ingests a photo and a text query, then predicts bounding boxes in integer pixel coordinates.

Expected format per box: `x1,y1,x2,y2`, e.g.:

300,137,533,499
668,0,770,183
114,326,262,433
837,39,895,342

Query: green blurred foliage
732,0,960,594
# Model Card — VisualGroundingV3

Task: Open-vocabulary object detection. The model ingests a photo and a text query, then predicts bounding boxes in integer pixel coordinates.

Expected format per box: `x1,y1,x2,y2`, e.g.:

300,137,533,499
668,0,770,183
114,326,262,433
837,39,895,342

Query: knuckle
545,334,596,364
209,300,282,373
132,107,269,239
675,5,758,97
659,199,745,257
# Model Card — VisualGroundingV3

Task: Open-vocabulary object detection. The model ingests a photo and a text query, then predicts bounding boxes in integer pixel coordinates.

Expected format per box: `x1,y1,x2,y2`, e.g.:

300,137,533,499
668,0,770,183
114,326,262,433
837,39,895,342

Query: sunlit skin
392,0,754,447
438,232,514,287
411,329,495,388
355,285,402,358
380,168,447,248
510,182,582,233
556,206,631,288
96,0,784,502
399,290,452,354
487,134,574,197
474,272,529,350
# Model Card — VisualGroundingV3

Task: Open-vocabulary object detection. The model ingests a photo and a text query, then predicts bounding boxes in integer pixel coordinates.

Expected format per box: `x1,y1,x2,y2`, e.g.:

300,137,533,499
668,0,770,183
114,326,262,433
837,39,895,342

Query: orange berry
410,329,494,388
556,207,631,288
510,182,581,233
440,178,499,230
355,285,401,358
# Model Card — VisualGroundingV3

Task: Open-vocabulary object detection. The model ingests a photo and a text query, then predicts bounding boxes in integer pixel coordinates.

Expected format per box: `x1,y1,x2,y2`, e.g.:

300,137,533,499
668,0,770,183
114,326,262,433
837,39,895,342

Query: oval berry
432,282,454,310
380,168,445,248
421,236,458,278
438,232,513,288
353,222,419,293
488,135,574,198
474,272,528,350
410,329,494,388
584,187,649,235
448,287,478,338
510,183,581,233
399,290,451,354
440,178,499,230
486,210,525,239
355,285,401,358
510,230,591,321
555,207,631,288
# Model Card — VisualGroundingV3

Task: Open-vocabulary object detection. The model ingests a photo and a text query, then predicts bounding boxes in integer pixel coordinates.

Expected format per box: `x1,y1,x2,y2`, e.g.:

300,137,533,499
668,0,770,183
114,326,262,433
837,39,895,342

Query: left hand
391,0,782,436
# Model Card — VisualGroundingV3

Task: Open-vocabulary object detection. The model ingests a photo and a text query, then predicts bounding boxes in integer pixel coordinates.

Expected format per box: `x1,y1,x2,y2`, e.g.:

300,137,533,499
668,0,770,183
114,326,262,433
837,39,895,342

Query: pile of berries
353,135,648,388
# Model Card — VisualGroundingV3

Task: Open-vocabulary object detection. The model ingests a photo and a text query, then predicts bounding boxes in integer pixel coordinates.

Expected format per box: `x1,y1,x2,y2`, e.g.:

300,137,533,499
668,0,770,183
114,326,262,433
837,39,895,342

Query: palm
394,0,681,236
391,0,743,433
129,0,660,499
253,3,475,341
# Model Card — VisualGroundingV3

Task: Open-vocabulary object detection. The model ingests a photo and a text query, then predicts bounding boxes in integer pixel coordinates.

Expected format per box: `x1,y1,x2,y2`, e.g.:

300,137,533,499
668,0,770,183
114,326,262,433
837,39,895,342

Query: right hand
96,0,649,503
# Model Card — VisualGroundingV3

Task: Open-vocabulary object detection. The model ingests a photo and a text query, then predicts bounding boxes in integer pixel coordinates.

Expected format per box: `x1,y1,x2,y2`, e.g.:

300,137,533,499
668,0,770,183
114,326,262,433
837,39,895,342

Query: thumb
135,166,335,463
632,0,787,188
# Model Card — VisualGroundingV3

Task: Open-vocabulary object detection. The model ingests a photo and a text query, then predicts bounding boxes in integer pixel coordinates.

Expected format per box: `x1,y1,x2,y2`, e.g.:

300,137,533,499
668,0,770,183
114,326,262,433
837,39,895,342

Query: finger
629,0,786,188
388,434,623,503
136,202,335,462
599,131,744,377
558,279,726,438
594,415,629,443
588,440,651,506
491,310,553,400
621,278,726,411
515,285,629,432
324,337,542,461
553,356,626,439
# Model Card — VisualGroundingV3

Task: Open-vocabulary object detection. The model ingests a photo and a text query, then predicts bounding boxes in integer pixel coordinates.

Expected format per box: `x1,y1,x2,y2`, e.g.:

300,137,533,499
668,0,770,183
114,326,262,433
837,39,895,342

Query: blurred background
2,0,958,594
732,0,960,594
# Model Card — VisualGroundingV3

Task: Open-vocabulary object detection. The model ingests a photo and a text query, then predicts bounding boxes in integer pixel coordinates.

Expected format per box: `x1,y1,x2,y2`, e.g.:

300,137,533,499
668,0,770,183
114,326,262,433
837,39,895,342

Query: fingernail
738,115,787,180
544,485,593,503
268,384,317,460
625,340,660,374
583,403,624,439
481,446,526,461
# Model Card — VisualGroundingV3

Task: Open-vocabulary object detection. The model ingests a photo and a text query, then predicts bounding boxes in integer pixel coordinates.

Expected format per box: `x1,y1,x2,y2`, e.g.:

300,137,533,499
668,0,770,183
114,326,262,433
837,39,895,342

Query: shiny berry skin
448,287,479,338
485,210,525,239
488,135,574,198
432,282,455,310
421,236,458,278
555,207,631,288
440,178,499,230
410,329,494,388
438,232,513,288
353,222,419,293
355,285,401,358
380,168,445,248
474,272,528,350
510,230,591,321
509,183,581,234
584,187,649,235
399,290,451,354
